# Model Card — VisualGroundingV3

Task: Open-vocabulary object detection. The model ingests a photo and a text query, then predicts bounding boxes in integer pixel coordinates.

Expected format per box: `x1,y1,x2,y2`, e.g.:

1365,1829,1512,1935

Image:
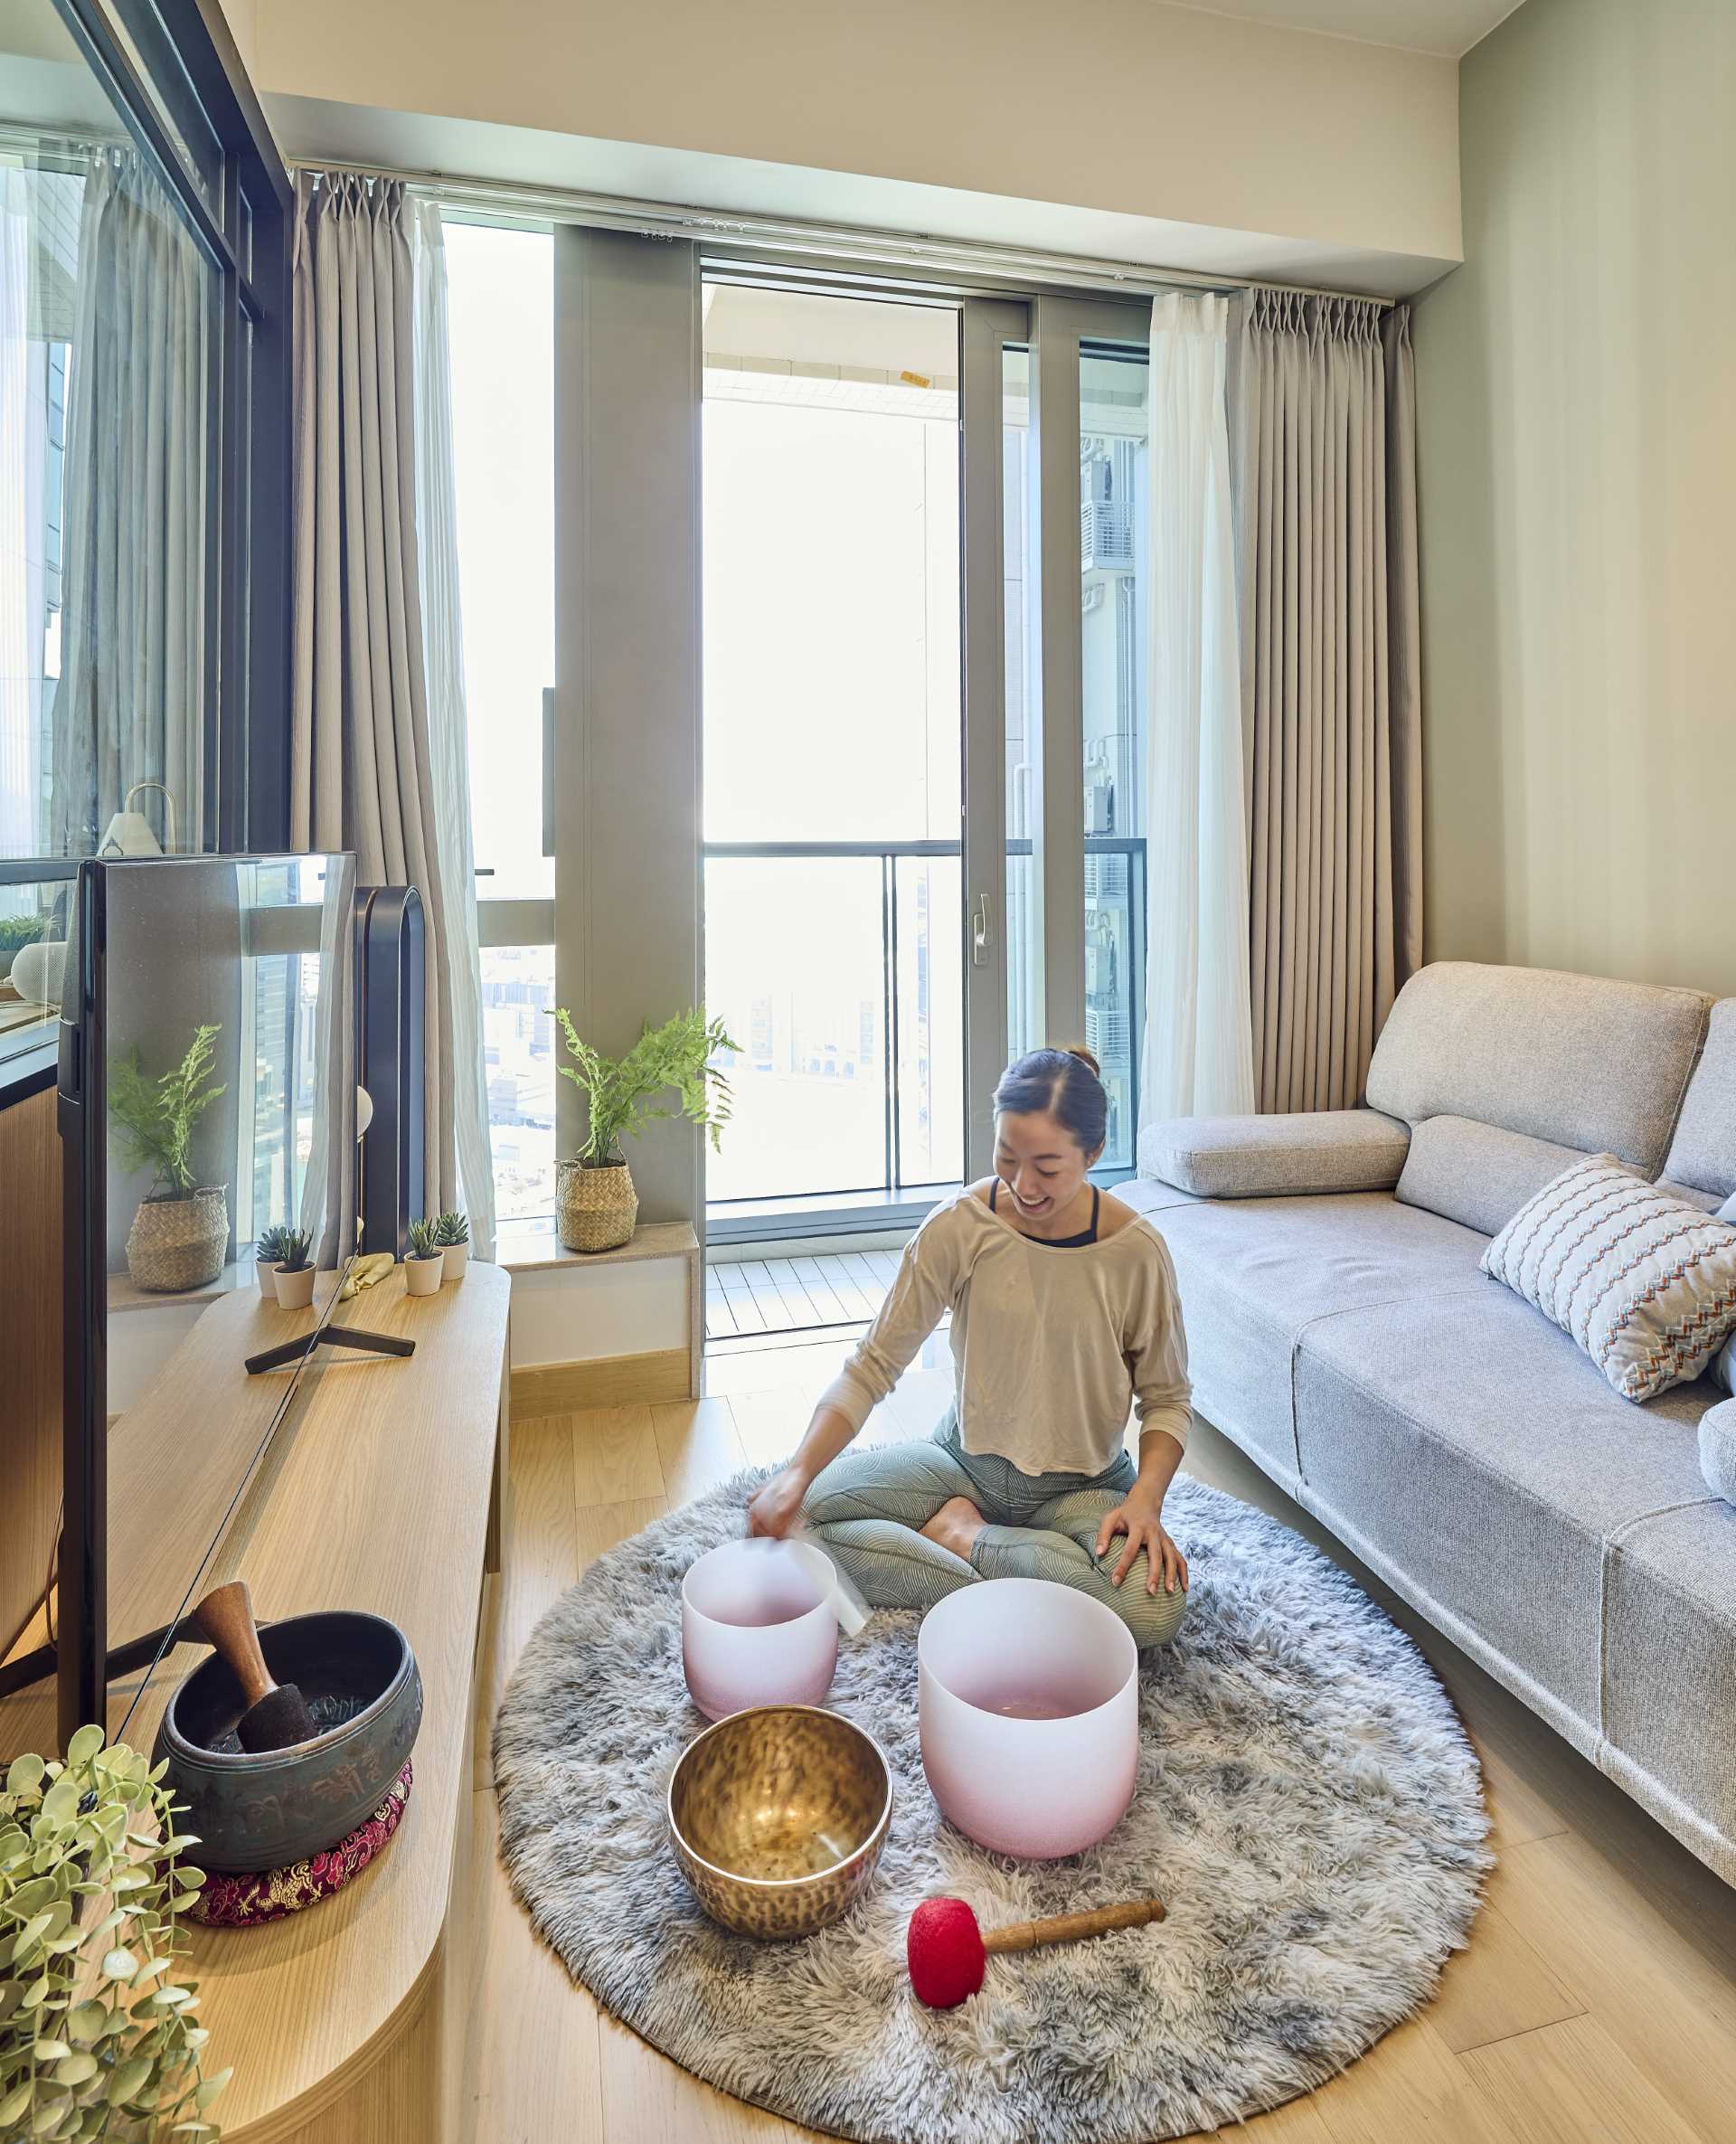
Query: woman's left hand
1095,1496,1188,1596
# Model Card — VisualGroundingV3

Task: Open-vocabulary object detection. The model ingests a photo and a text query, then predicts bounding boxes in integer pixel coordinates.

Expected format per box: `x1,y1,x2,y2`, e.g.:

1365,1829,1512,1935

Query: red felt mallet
906,1894,1168,2009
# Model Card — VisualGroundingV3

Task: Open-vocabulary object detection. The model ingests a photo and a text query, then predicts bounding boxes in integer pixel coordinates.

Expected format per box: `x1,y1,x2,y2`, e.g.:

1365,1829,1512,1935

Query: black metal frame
0,2,292,865
355,888,427,1258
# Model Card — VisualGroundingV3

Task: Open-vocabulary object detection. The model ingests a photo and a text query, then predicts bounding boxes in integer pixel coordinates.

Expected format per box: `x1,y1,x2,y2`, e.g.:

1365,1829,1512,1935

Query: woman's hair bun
1064,1044,1102,1080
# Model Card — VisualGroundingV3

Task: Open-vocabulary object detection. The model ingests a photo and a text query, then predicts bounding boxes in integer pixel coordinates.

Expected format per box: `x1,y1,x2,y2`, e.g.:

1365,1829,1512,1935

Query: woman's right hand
747,1464,810,1539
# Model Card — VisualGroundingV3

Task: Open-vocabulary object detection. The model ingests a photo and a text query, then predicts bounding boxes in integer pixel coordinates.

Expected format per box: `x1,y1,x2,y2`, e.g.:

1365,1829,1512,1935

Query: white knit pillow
1481,1153,1736,1401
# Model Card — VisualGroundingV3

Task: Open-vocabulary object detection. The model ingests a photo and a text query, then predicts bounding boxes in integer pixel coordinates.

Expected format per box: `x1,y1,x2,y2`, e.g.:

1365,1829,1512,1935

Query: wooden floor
705,1250,902,1339
463,1331,1736,2144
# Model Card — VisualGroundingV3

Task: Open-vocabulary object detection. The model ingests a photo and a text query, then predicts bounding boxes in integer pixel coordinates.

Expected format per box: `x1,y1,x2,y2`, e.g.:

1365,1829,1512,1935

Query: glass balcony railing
703,837,1144,1213
0,862,76,1081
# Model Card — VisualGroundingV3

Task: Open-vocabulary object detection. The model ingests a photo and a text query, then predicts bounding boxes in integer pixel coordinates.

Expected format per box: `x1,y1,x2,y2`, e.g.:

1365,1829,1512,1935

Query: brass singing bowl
667,1705,892,1940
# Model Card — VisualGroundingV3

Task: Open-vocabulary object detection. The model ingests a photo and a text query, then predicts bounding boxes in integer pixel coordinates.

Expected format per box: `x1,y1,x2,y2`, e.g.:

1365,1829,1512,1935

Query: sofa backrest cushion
1366,963,1710,1207
1658,998,1736,1206
1394,1116,1589,1240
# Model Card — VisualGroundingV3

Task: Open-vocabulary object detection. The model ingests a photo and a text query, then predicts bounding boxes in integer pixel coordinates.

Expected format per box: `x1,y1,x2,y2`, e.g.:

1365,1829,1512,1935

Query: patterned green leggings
801,1410,1188,1648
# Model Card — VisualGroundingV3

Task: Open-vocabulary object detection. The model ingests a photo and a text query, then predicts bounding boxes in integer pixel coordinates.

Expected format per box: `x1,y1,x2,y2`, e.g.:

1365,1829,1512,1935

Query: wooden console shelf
0,1263,512,2143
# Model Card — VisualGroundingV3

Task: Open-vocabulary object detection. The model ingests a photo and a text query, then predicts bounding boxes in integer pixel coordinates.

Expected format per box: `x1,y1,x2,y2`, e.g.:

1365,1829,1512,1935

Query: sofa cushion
1151,1192,1488,1486
1291,1285,1719,1733
1481,1155,1736,1401
1137,1109,1410,1199
1658,997,1736,1206
1364,961,1710,1178
1395,1115,1588,1237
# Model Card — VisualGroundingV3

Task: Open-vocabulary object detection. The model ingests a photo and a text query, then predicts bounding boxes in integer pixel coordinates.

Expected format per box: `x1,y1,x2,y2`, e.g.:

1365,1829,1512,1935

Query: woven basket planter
557,1157,638,1254
126,1186,229,1293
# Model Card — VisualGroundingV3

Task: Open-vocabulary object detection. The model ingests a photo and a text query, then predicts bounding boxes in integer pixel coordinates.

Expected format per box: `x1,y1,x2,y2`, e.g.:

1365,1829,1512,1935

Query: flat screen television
52,854,359,1746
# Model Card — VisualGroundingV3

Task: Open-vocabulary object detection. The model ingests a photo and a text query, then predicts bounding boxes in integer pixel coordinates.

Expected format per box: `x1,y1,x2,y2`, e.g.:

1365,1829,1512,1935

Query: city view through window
702,285,963,1205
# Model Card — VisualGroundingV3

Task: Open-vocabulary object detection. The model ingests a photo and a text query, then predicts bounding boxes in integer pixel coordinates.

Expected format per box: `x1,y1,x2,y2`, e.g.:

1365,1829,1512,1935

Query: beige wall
253,0,1460,274
1414,0,1736,996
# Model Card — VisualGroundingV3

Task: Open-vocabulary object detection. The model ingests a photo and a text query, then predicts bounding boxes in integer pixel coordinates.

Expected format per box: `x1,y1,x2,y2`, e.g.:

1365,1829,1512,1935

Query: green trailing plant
254,1225,291,1268
432,1212,468,1248
0,1725,226,2142
553,1007,738,1167
405,1218,439,1262
274,1229,312,1275
108,1026,225,1201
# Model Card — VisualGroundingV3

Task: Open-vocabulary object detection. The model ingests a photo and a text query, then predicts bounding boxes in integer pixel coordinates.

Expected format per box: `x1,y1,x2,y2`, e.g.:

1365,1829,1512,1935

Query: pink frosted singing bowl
919,1577,1139,1858
682,1538,840,1721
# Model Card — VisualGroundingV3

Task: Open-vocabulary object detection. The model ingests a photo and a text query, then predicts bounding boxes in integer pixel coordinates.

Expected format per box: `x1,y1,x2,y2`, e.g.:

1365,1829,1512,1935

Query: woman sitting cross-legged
747,1044,1192,1648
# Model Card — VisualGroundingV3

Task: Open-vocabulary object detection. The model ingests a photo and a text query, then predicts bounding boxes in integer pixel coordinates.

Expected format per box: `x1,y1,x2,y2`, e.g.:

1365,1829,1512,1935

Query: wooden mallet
192,1581,318,1753
906,1894,1167,2009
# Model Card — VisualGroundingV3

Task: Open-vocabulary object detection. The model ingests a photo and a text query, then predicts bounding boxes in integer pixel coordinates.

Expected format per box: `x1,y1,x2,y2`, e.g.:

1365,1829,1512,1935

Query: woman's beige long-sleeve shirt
818,1191,1192,1477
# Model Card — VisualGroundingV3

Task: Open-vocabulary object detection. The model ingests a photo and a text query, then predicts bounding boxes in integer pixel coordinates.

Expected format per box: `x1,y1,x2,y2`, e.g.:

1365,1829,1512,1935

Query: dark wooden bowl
152,1610,422,1873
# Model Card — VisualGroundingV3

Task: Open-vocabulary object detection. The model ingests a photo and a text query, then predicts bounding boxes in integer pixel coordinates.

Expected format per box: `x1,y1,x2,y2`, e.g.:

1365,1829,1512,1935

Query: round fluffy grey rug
494,1468,1491,2143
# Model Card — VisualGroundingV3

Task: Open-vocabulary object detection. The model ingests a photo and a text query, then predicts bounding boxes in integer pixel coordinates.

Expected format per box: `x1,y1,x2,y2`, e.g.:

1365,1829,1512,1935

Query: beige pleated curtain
1233,291,1423,1113
290,171,457,1214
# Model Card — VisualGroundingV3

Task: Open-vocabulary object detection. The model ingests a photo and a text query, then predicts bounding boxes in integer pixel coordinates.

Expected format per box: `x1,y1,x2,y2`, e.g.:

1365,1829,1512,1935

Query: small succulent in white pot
0,1724,227,2141
432,1211,469,1283
403,1218,443,1298
273,1227,316,1310
254,1223,290,1301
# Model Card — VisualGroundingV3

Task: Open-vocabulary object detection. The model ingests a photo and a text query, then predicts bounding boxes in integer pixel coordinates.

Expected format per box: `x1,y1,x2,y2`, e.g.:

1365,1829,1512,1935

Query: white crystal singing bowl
918,1577,1139,1858
681,1538,840,1722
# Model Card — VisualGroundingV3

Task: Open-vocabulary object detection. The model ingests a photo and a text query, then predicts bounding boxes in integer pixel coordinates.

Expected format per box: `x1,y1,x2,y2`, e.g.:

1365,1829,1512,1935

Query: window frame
0,3,291,1106
453,231,1157,1237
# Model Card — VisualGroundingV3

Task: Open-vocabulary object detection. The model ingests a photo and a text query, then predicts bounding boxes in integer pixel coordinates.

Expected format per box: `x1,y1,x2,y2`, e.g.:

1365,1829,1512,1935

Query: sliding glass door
962,295,1151,1181
701,281,970,1225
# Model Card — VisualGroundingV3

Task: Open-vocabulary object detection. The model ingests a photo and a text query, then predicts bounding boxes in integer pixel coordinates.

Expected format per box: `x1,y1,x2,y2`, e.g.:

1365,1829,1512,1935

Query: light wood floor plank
1303,2012,1515,2144
467,1788,605,2144
571,1403,667,1506
1460,2012,1708,2144
474,1413,579,1789
1421,1856,1584,2056
1213,2090,1339,2141
576,1495,672,1573
726,1386,817,1469
598,2011,800,2144
1490,1830,1736,2144
652,1396,750,1504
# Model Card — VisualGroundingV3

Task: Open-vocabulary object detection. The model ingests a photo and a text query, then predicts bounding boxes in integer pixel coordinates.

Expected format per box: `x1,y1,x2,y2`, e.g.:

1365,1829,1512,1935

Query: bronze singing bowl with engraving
667,1705,892,1939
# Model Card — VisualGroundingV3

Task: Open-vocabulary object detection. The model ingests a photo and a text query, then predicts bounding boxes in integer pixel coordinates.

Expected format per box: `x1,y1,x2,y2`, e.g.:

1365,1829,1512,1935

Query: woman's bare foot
920,1496,987,1563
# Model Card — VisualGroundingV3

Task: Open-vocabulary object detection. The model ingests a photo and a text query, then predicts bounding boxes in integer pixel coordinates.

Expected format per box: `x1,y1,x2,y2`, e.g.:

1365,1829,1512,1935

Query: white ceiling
1169,0,1526,59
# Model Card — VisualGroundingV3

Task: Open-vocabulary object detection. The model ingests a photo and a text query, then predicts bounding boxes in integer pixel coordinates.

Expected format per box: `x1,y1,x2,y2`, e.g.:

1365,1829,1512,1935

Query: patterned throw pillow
1481,1154,1736,1401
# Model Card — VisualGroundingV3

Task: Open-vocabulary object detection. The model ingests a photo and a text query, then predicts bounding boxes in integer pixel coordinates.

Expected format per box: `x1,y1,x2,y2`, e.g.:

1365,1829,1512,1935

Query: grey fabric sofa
1136,961,1736,1887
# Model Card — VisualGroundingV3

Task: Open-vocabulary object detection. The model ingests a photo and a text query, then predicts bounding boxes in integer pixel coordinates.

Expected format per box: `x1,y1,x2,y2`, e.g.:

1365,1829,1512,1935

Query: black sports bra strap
990,1178,998,1212
1090,1185,1100,1237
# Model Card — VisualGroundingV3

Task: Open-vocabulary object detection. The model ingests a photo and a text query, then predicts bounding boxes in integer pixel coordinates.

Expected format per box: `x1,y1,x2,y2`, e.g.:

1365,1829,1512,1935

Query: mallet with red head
906,1894,1167,2009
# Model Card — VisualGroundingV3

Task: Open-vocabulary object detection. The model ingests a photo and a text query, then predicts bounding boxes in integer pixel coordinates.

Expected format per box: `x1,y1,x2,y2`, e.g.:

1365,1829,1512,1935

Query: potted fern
109,1025,229,1294
403,1217,444,1297
433,1211,469,1283
273,1228,316,1310
552,1006,737,1252
0,1724,226,2141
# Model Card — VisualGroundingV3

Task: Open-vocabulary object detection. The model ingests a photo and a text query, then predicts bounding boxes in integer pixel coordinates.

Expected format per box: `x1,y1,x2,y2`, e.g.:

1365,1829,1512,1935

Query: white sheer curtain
1139,291,1255,1126
410,199,495,1261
